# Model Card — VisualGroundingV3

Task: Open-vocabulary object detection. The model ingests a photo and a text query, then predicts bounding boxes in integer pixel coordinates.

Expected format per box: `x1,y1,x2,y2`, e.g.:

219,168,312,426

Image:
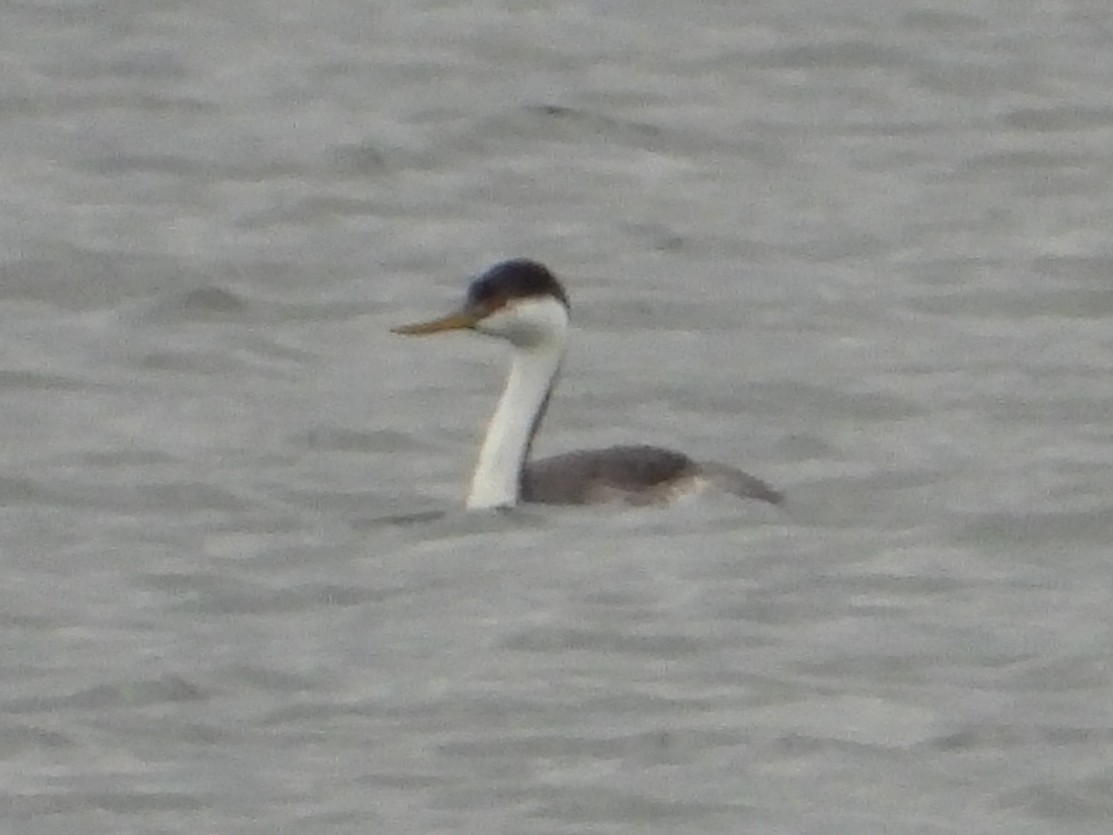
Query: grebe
393,259,781,510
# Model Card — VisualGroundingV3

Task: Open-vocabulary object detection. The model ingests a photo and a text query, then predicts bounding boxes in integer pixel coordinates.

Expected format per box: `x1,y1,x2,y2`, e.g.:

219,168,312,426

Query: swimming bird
392,259,782,509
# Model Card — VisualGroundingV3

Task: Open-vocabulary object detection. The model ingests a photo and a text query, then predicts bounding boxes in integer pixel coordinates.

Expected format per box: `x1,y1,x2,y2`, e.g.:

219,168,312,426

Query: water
2,1,1113,832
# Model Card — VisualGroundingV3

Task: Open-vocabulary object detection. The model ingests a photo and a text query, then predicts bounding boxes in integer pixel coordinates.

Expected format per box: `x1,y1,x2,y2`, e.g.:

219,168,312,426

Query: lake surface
2,1,1113,833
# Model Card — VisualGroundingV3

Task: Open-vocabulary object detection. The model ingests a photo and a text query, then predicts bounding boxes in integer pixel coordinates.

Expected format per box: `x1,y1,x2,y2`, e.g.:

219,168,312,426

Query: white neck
466,303,568,509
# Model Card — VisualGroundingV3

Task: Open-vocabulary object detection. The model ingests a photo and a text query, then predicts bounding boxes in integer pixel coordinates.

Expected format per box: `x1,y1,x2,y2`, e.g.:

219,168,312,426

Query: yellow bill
391,310,479,335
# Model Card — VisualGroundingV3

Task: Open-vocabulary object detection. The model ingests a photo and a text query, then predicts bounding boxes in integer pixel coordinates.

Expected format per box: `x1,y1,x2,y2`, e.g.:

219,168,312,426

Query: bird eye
466,277,501,310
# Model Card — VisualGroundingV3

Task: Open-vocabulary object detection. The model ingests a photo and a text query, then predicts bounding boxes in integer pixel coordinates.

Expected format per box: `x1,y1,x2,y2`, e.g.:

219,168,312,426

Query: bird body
393,259,781,510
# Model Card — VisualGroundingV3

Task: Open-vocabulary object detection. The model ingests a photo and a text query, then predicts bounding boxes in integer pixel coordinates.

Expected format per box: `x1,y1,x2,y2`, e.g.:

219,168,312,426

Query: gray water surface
3,1,1113,833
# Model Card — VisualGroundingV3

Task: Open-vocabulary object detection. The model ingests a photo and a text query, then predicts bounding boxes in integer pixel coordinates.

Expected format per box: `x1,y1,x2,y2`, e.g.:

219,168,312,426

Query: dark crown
465,259,569,312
